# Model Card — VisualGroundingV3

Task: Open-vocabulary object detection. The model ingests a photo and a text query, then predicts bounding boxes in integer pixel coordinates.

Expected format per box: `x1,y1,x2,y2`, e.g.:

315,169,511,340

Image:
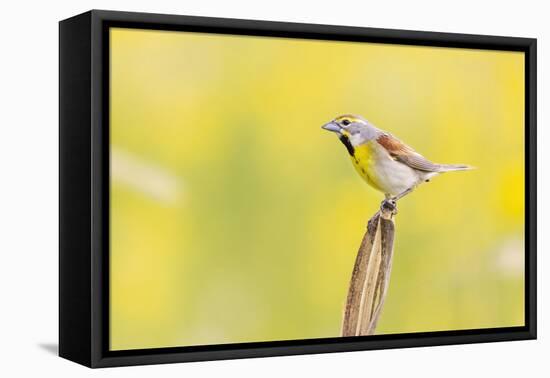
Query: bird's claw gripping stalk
381,198,398,215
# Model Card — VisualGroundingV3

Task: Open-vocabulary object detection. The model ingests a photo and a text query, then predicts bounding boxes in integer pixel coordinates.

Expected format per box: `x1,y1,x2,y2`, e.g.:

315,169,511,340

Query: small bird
322,114,472,209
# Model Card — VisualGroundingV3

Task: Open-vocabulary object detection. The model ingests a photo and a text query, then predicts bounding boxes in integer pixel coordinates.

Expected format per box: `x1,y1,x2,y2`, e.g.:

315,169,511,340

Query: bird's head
322,114,377,153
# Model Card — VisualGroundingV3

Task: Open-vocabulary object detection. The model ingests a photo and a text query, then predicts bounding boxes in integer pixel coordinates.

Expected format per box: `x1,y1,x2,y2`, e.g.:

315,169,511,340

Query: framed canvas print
59,10,537,368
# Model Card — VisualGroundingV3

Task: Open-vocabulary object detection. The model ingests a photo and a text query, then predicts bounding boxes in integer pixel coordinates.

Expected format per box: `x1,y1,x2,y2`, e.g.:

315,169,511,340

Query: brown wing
376,134,441,172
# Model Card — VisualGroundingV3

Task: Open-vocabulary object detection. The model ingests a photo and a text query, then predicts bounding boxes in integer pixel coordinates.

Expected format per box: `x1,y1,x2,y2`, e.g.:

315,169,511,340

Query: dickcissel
322,114,472,209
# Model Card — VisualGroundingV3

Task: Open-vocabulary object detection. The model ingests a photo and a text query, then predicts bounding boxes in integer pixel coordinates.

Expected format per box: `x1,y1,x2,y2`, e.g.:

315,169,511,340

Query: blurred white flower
111,147,183,204
493,238,524,278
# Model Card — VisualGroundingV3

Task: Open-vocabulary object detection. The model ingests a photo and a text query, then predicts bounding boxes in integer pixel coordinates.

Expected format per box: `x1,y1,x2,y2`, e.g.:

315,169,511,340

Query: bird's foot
381,198,398,215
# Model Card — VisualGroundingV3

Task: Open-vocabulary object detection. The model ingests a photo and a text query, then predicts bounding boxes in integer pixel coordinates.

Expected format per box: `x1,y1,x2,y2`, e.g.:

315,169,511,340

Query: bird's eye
342,119,351,126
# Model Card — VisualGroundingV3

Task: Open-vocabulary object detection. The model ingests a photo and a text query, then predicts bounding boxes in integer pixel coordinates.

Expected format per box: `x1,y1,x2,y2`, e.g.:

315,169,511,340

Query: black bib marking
339,135,355,156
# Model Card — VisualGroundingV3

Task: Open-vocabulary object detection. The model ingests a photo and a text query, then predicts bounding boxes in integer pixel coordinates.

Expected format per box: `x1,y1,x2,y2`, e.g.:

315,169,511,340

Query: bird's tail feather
437,164,475,172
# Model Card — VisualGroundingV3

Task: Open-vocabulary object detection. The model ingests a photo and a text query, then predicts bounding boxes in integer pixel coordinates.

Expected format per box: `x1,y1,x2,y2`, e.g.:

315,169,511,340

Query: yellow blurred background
109,27,525,351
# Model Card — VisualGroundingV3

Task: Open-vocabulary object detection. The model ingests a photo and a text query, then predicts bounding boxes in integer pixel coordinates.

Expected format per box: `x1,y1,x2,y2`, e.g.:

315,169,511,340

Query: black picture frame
59,9,537,368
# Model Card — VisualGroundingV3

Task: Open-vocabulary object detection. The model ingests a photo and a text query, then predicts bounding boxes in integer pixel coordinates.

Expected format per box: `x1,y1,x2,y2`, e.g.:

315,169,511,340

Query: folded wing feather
376,134,442,172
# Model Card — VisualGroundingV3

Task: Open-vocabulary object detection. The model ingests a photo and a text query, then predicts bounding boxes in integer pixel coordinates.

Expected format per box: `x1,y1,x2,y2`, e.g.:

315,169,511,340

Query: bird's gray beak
322,121,342,134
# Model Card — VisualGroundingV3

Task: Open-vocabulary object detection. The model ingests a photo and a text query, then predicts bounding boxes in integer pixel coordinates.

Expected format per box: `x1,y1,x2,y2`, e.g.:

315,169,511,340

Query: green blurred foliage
109,28,525,350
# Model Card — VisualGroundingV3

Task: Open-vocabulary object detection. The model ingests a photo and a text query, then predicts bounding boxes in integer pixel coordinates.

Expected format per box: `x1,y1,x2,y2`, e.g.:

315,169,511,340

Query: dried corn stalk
341,205,396,336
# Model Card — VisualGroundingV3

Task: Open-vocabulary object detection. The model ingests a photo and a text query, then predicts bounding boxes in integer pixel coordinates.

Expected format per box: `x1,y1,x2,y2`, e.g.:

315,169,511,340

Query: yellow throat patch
349,141,384,192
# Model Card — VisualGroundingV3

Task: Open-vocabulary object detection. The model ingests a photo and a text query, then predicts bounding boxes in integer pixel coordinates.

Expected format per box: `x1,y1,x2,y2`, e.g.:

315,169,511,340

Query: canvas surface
109,28,525,351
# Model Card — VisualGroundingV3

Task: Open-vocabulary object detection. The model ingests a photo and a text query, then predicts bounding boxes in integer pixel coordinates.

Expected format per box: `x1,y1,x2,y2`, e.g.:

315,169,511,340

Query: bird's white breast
354,141,424,197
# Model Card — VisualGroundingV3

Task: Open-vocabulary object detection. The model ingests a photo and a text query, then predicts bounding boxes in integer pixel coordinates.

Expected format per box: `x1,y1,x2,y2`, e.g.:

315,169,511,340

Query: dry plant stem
341,204,396,337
